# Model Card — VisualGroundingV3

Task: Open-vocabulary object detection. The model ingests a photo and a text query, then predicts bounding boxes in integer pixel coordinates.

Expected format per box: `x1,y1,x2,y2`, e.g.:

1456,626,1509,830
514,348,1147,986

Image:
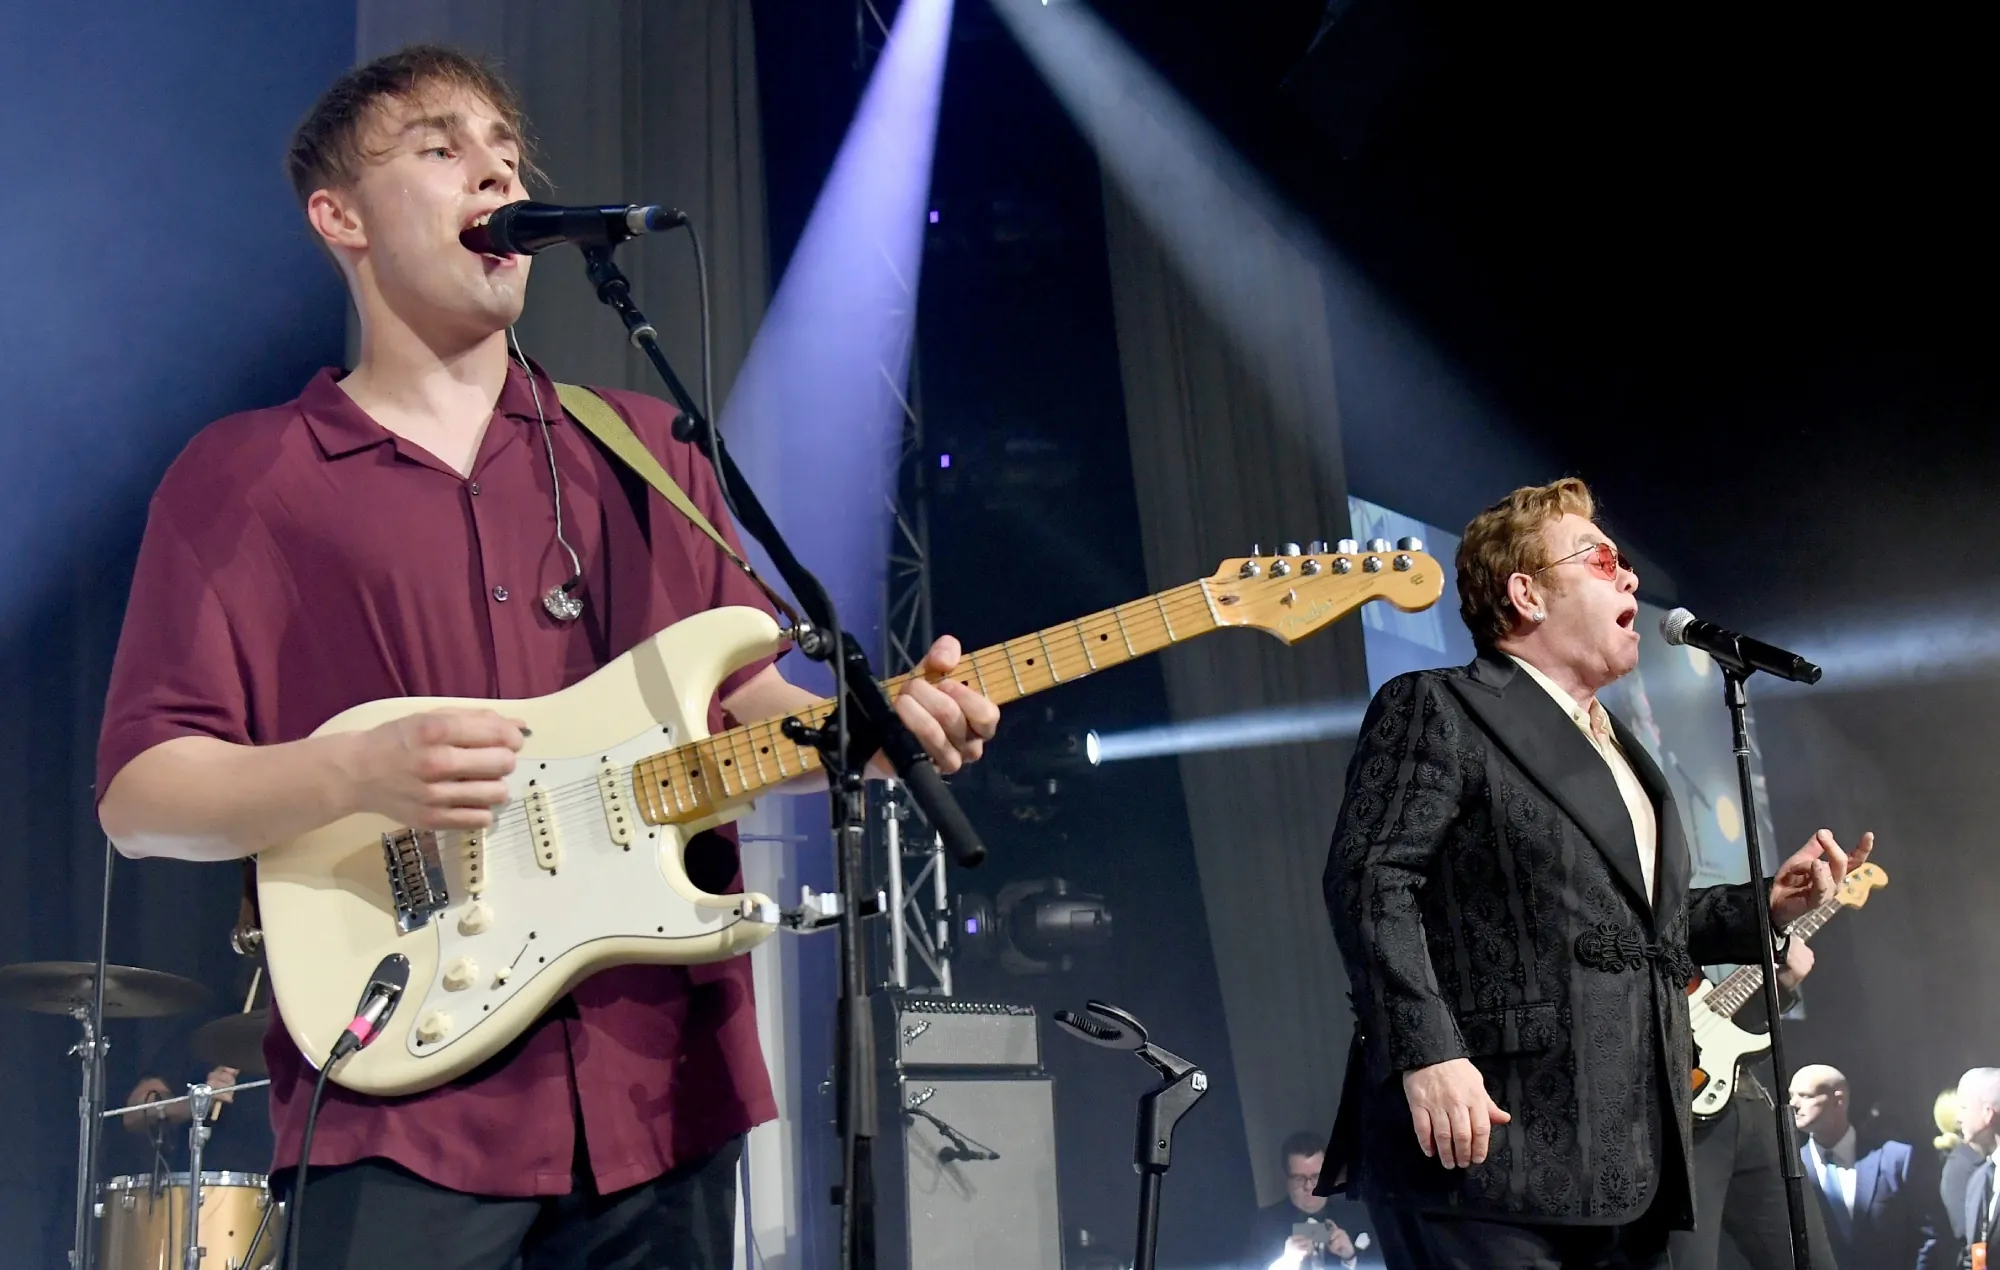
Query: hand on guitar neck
1776,936,1814,992
1689,861,1887,1119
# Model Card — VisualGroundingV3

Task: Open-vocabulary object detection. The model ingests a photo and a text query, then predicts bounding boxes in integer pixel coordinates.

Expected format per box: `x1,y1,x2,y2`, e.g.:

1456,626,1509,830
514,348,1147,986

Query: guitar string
459,586,1236,843
397,579,1369,871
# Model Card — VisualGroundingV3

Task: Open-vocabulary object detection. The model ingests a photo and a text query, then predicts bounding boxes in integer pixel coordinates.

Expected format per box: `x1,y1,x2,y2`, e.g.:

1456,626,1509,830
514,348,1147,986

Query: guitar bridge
383,829,450,933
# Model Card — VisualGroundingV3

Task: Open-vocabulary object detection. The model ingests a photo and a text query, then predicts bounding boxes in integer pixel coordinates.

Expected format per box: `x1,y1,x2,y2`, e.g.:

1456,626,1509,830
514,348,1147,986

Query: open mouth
1616,607,1638,632
462,209,515,263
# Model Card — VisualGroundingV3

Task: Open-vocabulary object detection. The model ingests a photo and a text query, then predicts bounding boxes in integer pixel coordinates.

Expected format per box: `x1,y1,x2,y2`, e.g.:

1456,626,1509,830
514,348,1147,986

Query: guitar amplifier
890,997,1041,1071
881,1074,1064,1270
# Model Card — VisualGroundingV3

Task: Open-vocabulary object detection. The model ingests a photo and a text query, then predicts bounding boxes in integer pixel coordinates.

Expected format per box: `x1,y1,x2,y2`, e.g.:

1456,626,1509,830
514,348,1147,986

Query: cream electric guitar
1687,861,1887,1118
260,543,1443,1095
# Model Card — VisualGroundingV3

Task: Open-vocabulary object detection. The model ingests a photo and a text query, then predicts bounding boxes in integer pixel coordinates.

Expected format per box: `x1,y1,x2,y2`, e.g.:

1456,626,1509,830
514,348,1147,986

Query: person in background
1951,1068,2000,1265
1938,1085,1985,1246
1789,1063,1944,1268
1670,939,1835,1270
1246,1131,1383,1270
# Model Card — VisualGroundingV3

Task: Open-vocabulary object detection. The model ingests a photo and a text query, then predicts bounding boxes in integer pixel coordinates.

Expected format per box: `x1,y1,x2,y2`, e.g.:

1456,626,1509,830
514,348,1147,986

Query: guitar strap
553,383,799,625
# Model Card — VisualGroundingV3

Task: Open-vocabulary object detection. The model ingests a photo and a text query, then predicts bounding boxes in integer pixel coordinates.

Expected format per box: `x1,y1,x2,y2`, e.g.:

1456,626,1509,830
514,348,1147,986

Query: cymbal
190,1009,271,1077
0,961,211,1019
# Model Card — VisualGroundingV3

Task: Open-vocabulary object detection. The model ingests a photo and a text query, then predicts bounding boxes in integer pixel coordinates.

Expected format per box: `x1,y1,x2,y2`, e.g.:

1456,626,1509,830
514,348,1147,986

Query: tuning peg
1249,543,1262,557
1365,538,1392,554
1307,540,1328,554
1279,542,1302,557
1396,536,1425,553
1335,539,1359,555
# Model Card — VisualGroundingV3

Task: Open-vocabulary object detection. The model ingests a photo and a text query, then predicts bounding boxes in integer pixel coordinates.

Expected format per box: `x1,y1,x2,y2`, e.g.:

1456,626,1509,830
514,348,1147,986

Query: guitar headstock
1204,538,1446,644
1835,861,1887,908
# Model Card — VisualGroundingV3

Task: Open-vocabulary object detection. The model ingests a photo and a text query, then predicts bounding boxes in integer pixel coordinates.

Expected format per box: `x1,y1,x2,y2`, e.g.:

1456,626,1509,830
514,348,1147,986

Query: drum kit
0,959,284,1270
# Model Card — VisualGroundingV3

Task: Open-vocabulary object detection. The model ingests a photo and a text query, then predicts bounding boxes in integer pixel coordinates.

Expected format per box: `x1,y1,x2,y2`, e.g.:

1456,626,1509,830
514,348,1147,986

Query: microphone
460,201,687,256
1660,608,1823,684
328,953,411,1062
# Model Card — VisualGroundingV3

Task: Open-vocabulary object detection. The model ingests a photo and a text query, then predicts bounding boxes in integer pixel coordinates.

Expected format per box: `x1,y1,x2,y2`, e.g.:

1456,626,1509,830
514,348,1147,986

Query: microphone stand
1717,664,1814,1270
574,241,985,1270
70,834,115,1270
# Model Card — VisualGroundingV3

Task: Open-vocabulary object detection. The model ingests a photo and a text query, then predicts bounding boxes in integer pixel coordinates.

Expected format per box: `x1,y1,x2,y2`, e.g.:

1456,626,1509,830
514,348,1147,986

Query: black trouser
1670,1089,1836,1270
1369,1180,1678,1270
280,1138,740,1270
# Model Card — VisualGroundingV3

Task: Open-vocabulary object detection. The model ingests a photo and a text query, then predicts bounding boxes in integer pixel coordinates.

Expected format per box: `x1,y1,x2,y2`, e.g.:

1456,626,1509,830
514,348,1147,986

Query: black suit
1959,1159,1996,1268
1321,654,1766,1261
1941,1143,1984,1245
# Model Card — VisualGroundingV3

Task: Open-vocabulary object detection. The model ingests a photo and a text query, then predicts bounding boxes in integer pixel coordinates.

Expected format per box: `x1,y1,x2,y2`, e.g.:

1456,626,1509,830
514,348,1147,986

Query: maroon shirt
97,359,780,1196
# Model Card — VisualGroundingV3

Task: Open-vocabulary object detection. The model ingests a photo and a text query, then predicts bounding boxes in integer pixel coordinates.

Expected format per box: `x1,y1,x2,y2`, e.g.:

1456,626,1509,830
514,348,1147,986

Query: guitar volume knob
416,1010,453,1045
442,957,479,991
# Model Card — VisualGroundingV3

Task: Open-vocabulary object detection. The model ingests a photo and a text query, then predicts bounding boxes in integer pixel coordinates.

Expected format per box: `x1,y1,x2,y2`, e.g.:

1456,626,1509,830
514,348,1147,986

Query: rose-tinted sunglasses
1532,542,1634,581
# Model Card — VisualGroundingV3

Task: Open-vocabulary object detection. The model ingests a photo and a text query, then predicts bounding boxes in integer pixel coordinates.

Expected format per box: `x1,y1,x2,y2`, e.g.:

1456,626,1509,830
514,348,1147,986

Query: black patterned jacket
1320,652,1766,1227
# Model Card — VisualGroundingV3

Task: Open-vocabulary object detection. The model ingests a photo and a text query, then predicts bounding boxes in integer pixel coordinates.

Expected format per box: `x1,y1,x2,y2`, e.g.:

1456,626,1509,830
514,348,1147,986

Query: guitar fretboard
626,581,1223,824
1700,891,1847,1019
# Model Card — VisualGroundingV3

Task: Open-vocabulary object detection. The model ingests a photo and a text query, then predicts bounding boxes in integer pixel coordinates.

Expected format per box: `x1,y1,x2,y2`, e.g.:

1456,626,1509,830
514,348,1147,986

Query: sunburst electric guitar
1688,861,1886,1118
260,543,1443,1095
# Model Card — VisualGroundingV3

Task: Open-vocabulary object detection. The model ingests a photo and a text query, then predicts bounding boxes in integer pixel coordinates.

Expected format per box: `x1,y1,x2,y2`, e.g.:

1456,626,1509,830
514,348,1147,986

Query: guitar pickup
526,788,560,872
462,828,486,898
383,829,449,932
598,763,633,847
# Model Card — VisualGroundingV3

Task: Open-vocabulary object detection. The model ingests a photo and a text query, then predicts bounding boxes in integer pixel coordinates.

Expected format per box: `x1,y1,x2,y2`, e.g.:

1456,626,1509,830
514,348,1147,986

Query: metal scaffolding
859,0,955,996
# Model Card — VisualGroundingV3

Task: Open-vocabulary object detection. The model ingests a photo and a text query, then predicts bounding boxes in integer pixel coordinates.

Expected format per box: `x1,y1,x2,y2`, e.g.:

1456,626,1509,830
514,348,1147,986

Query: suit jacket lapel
1449,652,1655,924
1973,1161,1995,1244
1854,1147,1881,1219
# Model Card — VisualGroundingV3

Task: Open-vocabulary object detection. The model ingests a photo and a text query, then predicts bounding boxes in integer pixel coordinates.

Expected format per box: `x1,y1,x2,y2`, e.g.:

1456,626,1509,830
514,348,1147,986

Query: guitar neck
1701,890,1848,1020
629,582,1220,823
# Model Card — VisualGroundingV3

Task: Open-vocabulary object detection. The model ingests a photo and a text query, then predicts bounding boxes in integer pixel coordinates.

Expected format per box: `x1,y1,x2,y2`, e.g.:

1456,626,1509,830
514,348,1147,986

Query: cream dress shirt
1509,655,1660,905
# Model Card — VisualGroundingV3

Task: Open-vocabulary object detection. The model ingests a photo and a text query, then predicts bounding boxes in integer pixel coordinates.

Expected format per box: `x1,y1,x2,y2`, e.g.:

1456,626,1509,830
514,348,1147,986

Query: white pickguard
1688,977,1770,1118
258,606,787,1097
399,726,746,1061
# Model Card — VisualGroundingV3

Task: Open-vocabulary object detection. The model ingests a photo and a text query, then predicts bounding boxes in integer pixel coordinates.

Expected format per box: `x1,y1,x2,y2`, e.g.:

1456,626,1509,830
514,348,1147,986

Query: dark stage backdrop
0,0,357,1258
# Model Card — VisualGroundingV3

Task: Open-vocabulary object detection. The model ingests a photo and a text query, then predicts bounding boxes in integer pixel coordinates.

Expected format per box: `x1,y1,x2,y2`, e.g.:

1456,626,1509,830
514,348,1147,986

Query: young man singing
96,46,998,1269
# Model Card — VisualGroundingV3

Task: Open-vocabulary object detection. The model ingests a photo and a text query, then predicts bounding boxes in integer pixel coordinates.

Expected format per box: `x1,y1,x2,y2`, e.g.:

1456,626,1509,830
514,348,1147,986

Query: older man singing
1320,478,1871,1269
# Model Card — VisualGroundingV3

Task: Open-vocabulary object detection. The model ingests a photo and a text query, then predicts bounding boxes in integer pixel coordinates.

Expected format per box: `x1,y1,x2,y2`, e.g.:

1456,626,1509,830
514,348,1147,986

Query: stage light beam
1089,701,1367,763
718,0,956,660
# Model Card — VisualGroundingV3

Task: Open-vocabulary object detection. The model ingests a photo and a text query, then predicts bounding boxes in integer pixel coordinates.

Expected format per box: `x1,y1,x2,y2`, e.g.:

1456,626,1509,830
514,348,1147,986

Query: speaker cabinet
882,1074,1063,1270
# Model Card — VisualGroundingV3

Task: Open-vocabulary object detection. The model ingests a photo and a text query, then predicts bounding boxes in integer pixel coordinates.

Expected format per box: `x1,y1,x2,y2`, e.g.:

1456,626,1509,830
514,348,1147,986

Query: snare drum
99,1172,284,1270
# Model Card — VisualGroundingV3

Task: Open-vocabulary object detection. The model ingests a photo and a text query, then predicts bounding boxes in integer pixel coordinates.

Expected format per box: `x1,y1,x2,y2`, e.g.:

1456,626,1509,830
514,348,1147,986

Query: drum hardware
191,1009,273,1079
103,1079,277,1270
1,957,211,1270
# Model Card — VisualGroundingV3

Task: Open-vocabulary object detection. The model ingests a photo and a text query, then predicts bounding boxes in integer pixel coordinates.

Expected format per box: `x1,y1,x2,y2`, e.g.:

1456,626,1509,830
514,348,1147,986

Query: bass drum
100,1172,285,1270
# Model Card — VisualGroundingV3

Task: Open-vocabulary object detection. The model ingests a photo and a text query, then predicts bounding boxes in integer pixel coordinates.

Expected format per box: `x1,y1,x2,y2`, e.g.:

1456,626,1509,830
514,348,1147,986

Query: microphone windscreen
1660,607,1697,646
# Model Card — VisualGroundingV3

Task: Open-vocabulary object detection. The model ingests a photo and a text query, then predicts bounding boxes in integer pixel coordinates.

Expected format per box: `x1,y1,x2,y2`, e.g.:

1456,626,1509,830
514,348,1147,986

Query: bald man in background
1790,1063,1945,1269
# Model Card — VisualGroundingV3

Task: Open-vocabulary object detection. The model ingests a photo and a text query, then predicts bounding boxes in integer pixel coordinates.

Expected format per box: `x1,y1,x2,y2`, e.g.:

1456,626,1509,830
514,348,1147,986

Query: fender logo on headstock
1279,599,1335,633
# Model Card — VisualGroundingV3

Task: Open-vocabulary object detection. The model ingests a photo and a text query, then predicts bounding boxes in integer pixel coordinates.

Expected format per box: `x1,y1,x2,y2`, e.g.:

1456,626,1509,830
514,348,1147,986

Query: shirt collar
300,356,562,460
1507,654,1604,732
1816,1124,1860,1169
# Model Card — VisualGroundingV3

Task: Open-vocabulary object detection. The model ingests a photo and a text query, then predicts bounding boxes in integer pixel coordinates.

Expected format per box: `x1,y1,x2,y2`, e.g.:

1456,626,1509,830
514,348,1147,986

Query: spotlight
957,878,1113,975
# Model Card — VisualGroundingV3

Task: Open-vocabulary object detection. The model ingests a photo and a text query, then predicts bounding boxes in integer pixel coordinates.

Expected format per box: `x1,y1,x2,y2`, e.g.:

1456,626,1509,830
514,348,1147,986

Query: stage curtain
1101,178,1372,1206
